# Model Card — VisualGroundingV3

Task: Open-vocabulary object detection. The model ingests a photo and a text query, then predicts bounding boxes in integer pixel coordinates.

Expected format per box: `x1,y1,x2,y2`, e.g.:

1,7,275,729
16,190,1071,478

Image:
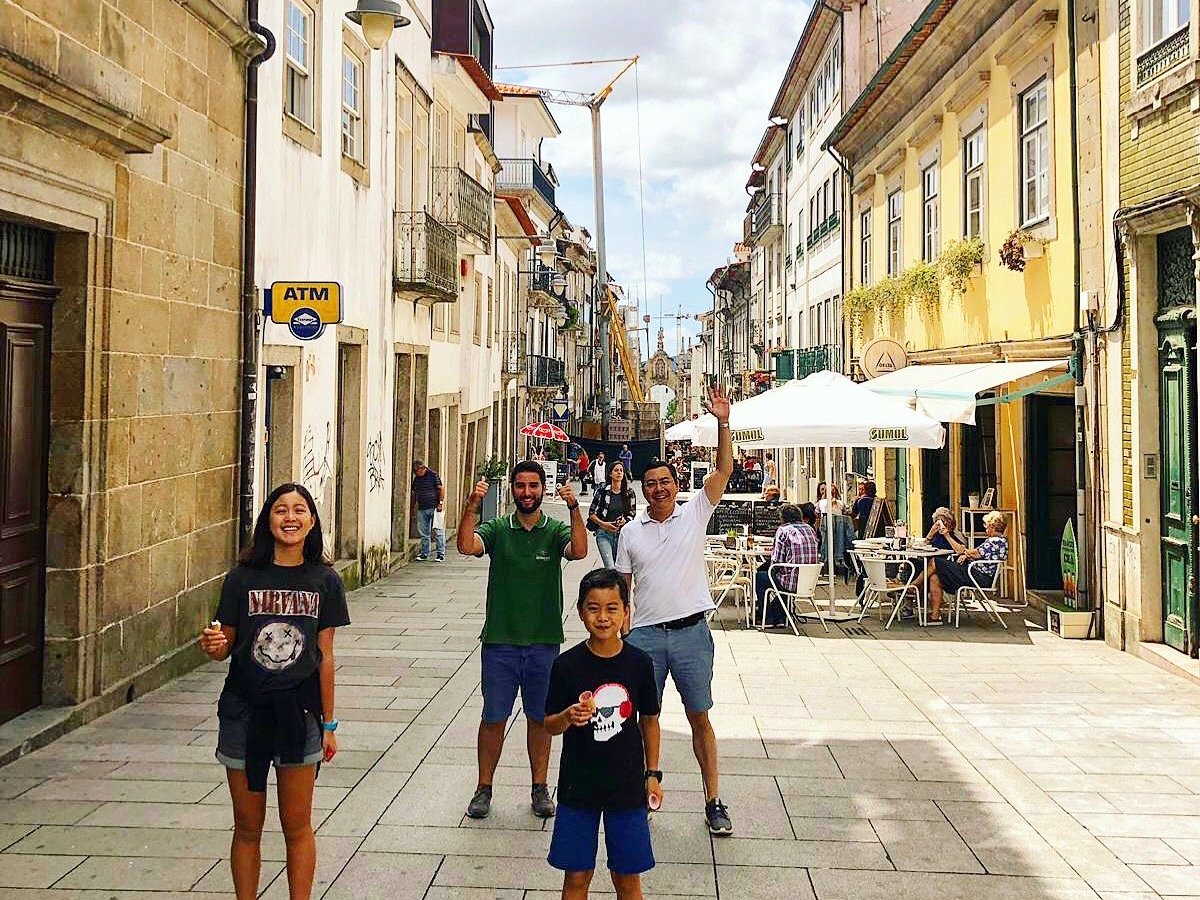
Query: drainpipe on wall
238,2,277,547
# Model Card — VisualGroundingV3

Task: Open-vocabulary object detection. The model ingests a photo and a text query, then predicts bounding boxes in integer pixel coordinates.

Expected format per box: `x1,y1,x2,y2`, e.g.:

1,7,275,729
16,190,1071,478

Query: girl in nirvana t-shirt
200,482,350,900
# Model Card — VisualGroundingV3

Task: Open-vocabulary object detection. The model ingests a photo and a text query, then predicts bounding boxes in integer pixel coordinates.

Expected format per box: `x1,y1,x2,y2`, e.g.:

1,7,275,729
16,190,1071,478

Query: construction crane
604,287,645,403
494,56,640,427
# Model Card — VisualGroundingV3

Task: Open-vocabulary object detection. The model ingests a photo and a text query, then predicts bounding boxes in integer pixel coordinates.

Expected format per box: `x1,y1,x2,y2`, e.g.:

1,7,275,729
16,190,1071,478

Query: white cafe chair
953,560,1009,629
764,562,827,634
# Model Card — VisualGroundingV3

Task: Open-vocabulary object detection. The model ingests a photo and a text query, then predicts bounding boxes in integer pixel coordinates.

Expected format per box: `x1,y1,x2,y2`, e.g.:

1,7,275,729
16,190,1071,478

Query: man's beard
515,494,543,513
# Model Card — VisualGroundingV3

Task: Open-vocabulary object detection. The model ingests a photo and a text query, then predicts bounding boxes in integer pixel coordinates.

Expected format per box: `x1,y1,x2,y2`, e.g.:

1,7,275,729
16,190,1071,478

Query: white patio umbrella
693,370,945,615
665,416,713,441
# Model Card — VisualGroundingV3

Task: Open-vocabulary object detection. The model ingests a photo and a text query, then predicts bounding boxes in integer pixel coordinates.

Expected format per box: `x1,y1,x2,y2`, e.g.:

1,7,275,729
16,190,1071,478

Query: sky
489,0,810,358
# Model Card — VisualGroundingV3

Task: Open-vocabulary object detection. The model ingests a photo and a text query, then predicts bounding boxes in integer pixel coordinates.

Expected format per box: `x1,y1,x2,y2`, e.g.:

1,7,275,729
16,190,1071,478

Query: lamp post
345,0,410,50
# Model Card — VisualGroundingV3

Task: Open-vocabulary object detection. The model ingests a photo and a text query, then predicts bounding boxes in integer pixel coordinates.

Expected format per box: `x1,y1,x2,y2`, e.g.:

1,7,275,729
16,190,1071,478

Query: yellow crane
604,286,645,403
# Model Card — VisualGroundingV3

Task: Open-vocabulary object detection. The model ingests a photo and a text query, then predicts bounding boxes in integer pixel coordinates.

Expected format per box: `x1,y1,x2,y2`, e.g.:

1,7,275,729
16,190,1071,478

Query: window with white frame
285,0,315,127
341,48,364,162
887,190,902,275
1142,0,1190,48
1019,79,1050,227
963,128,985,240
921,164,939,261
860,208,872,285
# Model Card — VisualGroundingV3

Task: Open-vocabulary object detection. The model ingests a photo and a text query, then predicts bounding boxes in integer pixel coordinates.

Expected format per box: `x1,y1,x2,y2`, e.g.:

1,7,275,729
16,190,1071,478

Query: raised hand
467,479,489,507
704,383,731,422
557,482,577,508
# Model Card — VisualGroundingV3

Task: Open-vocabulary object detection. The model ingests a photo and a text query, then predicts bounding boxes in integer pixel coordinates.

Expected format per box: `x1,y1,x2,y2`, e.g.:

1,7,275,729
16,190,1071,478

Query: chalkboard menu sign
691,462,710,492
752,503,783,536
709,500,754,535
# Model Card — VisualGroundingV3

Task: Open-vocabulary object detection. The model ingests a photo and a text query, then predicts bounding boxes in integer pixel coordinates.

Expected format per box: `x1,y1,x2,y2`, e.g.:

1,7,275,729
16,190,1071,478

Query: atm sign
267,282,342,327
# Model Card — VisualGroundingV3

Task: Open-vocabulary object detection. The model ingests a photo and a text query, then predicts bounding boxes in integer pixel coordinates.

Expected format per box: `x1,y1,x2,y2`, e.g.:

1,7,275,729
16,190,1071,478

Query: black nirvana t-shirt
215,562,350,704
545,640,660,811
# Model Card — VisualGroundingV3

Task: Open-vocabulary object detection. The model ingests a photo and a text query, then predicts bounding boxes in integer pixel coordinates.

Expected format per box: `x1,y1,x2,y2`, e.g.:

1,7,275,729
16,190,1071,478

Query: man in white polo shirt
615,383,733,834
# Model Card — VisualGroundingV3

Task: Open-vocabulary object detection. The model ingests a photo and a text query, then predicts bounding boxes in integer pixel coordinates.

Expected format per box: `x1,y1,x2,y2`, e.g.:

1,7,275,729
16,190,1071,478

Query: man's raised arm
456,479,488,556
704,383,733,505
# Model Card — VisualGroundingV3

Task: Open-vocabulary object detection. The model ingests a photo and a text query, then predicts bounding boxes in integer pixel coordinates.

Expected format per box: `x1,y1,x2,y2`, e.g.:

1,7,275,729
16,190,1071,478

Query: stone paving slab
8,504,1200,896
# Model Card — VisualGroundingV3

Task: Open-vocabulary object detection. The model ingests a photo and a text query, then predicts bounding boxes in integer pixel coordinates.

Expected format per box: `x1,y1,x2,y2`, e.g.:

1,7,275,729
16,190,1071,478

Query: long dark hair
238,482,331,568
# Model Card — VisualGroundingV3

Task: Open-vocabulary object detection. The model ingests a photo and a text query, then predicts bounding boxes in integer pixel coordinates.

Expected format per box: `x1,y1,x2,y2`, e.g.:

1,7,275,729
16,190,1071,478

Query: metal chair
764,562,827,634
854,555,918,629
953,560,1008,628
706,548,753,626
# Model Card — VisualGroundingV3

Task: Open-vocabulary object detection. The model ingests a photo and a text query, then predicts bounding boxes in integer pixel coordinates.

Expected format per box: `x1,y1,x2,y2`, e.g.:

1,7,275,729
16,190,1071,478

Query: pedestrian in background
456,462,589,820
545,568,661,899
619,443,634,479
578,447,591,496
410,460,445,561
200,482,350,900
591,452,607,494
615,384,736,836
588,461,636,568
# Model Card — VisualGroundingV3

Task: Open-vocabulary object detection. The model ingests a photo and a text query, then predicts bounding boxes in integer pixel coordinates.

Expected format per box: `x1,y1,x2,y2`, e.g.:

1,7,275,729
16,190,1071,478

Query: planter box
1046,604,1093,639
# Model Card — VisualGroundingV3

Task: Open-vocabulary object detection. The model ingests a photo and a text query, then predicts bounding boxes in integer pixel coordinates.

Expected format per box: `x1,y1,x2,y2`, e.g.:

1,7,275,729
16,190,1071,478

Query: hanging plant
903,260,941,315
939,237,985,298
999,229,1046,272
844,284,875,337
875,275,906,322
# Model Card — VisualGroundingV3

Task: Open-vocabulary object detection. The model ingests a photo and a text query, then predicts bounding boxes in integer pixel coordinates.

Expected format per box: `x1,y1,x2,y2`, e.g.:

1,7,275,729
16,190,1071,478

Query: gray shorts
626,618,715,713
215,694,323,770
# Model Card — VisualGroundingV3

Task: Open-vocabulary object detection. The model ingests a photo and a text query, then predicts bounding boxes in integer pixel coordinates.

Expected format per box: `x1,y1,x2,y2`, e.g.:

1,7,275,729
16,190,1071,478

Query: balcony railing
500,332,524,376
774,344,842,381
1138,27,1190,85
527,354,565,388
496,158,555,209
750,320,764,349
806,212,841,250
393,211,456,300
528,264,565,313
749,193,783,244
432,166,491,248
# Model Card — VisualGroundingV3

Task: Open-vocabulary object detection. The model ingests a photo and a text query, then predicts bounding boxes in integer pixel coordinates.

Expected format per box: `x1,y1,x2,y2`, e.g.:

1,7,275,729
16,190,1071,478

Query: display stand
959,507,1022,603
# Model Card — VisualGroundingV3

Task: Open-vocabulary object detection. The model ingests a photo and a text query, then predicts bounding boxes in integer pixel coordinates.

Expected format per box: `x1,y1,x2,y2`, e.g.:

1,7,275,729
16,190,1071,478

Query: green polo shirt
476,512,572,646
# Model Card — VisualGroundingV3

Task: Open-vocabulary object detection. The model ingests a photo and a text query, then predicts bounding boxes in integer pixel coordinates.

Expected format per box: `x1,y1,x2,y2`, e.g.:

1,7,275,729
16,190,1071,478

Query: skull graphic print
252,621,306,672
590,682,633,742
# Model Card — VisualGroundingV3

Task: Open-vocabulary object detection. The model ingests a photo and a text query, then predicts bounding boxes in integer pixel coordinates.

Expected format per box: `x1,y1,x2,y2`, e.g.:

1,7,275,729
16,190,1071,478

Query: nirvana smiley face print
248,588,319,674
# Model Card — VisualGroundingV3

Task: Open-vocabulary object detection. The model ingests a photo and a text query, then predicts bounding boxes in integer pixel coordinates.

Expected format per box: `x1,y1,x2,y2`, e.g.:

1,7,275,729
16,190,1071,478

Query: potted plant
999,229,1046,272
725,528,738,549
939,237,985,298
476,455,509,520
903,260,941,316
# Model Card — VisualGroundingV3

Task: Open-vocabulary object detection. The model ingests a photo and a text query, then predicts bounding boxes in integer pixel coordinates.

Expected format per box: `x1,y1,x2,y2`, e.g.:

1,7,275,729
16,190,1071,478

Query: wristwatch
321,719,339,732
644,769,663,782
567,502,579,511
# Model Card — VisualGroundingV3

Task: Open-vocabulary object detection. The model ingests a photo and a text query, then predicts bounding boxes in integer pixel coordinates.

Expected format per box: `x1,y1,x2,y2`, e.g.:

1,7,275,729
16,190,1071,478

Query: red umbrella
522,421,569,442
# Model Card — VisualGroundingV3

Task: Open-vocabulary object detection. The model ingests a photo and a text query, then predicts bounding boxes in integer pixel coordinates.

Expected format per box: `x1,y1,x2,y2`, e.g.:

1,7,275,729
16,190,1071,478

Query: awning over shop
862,360,1072,424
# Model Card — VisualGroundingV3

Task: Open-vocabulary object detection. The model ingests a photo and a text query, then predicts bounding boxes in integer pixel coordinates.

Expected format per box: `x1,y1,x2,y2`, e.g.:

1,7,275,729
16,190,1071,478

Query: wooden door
0,279,52,724
1025,396,1077,590
1160,324,1197,655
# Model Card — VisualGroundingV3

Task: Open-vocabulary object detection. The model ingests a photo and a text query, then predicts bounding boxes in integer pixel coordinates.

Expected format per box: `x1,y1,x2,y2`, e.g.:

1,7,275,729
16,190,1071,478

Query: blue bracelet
321,719,338,732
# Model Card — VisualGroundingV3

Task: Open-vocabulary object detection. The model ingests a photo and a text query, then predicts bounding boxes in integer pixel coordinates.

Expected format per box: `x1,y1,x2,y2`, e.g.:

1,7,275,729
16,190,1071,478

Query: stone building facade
0,0,255,728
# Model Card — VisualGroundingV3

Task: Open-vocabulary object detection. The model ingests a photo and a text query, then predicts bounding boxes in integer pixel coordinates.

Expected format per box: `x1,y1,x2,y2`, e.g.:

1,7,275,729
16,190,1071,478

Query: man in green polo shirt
456,460,588,820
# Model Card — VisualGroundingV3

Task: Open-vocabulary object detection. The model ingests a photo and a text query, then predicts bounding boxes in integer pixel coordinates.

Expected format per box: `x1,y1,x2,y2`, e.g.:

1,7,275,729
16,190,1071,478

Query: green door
1160,324,1197,655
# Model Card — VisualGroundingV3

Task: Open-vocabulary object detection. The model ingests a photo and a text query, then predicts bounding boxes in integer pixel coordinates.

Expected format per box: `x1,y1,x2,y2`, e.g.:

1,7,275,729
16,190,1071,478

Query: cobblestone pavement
3,510,1200,898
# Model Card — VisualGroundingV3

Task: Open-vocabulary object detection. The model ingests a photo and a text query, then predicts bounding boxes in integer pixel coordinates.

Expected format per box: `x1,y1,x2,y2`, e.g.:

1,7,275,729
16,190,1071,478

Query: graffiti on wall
301,422,334,514
366,431,386,493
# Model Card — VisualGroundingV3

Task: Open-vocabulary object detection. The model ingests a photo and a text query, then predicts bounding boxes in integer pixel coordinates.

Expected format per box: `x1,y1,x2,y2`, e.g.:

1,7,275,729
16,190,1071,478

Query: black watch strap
644,769,663,782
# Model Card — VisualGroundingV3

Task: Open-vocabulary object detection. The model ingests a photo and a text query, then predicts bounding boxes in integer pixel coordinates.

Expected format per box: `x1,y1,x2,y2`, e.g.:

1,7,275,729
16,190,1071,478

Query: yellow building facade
831,0,1083,602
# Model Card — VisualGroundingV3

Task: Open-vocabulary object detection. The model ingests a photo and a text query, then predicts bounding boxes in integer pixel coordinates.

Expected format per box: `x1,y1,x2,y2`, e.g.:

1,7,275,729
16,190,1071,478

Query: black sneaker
466,785,492,819
705,798,733,835
531,783,556,818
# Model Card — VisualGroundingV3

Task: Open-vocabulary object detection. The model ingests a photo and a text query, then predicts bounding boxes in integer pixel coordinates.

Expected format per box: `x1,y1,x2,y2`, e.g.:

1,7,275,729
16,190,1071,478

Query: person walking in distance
618,444,633,479
200,483,350,900
588,461,636,569
456,461,589,819
591,453,608,495
615,384,735,835
410,460,445,561
577,447,591,496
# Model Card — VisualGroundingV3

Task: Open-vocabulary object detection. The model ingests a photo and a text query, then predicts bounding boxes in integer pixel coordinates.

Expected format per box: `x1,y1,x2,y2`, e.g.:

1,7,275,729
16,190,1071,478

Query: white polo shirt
615,489,716,628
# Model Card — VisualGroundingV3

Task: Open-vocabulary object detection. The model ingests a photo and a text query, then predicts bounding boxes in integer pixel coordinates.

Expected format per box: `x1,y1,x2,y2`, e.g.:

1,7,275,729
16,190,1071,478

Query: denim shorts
480,643,560,724
625,619,714,713
215,693,323,769
548,803,655,875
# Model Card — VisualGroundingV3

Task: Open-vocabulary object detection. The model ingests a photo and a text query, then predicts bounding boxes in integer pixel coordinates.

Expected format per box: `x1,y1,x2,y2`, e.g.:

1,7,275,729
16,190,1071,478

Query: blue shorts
548,803,655,875
625,619,714,713
480,643,559,724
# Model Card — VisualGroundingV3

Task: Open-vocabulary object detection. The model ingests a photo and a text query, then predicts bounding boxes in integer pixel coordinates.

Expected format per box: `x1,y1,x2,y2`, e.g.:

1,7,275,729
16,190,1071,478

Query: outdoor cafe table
852,540,953,627
707,539,772,625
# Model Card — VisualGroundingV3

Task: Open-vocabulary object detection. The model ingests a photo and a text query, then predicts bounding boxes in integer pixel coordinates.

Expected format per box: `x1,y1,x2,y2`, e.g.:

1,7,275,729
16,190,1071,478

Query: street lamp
345,0,410,50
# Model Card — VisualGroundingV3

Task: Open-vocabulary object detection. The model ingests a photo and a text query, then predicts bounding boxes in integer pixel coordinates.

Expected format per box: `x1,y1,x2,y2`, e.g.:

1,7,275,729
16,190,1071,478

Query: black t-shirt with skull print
545,640,661,811
215,562,351,707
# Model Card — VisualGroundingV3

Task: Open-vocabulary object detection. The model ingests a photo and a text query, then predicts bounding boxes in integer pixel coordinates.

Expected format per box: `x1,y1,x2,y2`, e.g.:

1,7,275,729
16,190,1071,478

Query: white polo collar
638,503,682,525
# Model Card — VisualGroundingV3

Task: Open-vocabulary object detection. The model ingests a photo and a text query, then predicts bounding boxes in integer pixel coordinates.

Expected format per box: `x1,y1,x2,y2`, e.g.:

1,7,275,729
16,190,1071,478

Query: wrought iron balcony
432,166,492,249
393,211,456,301
527,354,565,388
496,158,555,209
749,193,783,245
1138,27,1189,85
528,264,566,313
774,344,842,381
806,212,841,250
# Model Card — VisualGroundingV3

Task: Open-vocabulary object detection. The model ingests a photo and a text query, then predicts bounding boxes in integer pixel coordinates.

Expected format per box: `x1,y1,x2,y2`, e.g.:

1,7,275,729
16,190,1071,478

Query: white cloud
490,0,808,316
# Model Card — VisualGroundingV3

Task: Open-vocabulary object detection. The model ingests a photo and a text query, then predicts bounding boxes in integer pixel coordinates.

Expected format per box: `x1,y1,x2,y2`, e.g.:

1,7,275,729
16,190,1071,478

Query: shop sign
265,282,342,341
730,428,764,443
869,427,908,443
1060,518,1079,608
860,338,908,379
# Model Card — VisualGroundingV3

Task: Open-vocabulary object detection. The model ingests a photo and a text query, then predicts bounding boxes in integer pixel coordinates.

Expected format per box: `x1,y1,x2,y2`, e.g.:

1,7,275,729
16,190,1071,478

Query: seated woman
755,503,819,627
928,511,1009,624
926,507,965,550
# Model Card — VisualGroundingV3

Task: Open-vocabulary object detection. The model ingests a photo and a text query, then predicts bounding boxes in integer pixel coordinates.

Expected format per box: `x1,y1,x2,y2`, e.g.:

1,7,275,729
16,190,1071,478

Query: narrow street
0,504,1196,898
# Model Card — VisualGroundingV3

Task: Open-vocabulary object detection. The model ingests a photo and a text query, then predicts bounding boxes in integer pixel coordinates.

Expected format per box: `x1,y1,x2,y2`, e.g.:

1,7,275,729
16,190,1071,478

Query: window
963,128,985,240
1019,79,1050,227
1143,0,1190,48
285,0,315,128
860,209,872,285
922,164,939,261
887,190,903,275
341,49,364,162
